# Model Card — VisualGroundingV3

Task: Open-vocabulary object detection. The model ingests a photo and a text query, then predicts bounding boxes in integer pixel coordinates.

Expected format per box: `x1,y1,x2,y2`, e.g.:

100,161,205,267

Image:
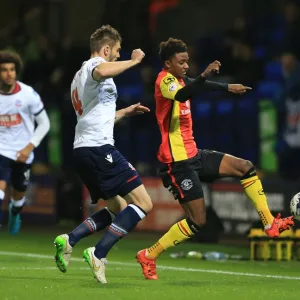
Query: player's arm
184,59,251,95
173,61,251,102
184,76,228,91
160,61,222,102
16,110,50,162
115,103,150,124
184,77,251,94
93,49,145,80
30,109,51,147
160,74,206,102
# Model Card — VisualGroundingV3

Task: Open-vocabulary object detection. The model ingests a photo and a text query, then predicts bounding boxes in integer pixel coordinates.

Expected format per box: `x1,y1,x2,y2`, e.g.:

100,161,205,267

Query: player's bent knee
106,195,127,214
239,159,254,174
12,189,26,200
0,180,7,191
244,159,254,169
135,194,153,214
123,185,153,214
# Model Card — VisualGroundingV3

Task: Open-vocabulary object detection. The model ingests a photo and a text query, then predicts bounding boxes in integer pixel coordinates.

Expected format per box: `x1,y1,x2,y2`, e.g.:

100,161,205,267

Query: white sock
11,197,26,207
0,190,5,201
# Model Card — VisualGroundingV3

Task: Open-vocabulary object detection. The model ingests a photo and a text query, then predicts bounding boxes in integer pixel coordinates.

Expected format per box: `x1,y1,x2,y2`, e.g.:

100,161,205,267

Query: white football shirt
71,57,117,148
0,81,44,163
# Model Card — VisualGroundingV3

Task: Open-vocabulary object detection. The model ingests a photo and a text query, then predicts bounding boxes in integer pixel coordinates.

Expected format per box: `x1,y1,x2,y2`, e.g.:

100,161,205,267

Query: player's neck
91,52,107,61
163,68,182,79
0,82,16,94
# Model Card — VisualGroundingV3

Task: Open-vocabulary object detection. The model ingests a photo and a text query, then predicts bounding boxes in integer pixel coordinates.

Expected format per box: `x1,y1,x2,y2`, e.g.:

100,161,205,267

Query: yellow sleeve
159,75,182,100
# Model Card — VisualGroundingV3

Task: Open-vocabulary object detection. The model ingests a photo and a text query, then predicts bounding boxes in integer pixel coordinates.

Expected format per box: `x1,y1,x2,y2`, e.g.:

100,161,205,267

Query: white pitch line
0,251,299,281
0,267,124,271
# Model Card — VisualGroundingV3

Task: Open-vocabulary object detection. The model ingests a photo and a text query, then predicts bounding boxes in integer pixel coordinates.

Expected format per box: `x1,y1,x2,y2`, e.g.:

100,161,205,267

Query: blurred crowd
1,0,300,182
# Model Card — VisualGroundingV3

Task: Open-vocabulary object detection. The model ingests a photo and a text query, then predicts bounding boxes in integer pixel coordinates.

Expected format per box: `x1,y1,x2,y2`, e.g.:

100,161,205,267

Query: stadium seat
237,97,257,115
195,101,212,118
264,61,283,81
216,100,234,115
270,28,285,45
194,134,213,149
237,147,258,163
215,133,234,153
254,46,267,59
117,85,143,101
256,80,283,98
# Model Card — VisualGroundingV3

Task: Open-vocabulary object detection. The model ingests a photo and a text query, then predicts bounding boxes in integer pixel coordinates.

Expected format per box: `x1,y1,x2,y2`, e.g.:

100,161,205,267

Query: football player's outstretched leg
137,38,294,280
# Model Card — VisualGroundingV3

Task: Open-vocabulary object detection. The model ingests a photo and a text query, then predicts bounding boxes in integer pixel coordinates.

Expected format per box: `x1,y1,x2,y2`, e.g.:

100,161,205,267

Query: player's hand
131,49,145,64
124,103,150,117
228,84,252,94
201,60,221,78
16,143,35,163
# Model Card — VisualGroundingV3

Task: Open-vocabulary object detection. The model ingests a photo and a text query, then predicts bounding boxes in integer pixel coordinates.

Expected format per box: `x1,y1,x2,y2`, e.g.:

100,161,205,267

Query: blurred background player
0,50,50,234
136,38,295,280
54,25,153,284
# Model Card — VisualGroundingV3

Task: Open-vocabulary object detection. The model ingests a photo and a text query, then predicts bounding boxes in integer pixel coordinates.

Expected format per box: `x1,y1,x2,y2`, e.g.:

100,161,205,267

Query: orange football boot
136,249,158,280
265,213,294,238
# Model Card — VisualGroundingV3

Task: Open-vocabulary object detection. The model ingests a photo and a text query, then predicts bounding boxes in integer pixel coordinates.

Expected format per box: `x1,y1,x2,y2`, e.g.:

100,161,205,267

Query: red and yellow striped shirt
155,70,198,163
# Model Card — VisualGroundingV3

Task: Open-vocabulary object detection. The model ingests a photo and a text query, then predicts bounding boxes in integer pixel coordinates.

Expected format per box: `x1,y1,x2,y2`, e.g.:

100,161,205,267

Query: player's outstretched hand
125,103,150,117
228,84,252,94
131,49,145,64
201,60,221,78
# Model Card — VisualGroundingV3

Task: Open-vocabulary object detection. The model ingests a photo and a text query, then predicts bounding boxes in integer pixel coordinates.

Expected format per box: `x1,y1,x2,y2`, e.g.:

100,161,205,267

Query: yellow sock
146,219,194,259
241,175,274,227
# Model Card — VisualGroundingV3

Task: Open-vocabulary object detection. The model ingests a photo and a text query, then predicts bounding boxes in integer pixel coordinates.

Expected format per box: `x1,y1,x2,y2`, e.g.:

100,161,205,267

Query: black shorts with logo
159,149,225,203
0,154,31,192
74,145,142,204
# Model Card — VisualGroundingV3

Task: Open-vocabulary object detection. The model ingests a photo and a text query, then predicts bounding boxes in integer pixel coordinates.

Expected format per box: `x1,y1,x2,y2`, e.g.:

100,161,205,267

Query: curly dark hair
0,50,23,75
90,25,122,52
159,38,187,61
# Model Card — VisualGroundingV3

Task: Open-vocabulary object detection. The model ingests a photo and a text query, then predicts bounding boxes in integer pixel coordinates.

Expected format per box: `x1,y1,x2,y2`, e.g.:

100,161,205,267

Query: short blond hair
90,25,122,52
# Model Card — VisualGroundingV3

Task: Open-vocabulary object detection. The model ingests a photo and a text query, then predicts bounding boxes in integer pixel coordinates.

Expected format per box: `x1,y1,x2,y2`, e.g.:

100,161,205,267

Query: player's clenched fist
131,49,145,64
201,60,221,78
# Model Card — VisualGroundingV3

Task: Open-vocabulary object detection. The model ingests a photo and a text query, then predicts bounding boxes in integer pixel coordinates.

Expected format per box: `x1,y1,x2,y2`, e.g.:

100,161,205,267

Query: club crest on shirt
169,82,178,92
15,99,22,107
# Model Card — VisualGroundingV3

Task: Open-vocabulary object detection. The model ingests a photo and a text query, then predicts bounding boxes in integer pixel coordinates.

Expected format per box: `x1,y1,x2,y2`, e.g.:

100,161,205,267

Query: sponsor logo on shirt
163,76,175,85
181,109,191,115
0,114,22,127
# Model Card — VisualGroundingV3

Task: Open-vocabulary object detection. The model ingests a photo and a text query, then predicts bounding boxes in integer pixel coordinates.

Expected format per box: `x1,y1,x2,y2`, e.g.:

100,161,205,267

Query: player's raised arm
93,49,145,80
184,61,252,95
174,60,223,102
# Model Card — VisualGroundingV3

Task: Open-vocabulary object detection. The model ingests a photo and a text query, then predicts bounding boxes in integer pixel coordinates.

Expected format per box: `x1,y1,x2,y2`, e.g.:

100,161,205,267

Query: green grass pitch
0,228,300,300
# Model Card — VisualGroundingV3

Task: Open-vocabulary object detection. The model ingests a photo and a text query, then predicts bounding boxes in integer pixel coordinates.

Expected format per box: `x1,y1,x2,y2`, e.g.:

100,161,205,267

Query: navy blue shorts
74,145,142,203
0,154,31,192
